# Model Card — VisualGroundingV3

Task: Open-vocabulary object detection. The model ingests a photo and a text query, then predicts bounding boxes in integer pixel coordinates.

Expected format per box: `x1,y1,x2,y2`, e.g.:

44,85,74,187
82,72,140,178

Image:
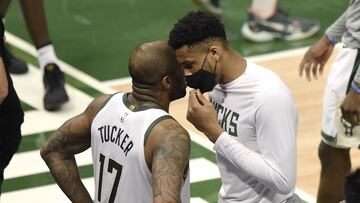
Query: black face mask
185,53,217,93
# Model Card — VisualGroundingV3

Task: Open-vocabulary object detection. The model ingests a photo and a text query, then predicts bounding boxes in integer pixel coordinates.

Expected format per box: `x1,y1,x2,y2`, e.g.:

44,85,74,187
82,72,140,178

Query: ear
162,75,172,90
209,45,220,61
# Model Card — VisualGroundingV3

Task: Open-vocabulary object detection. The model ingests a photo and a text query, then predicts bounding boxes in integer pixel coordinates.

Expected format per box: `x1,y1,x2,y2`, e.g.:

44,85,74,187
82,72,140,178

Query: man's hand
341,88,360,125
299,36,335,81
187,89,224,143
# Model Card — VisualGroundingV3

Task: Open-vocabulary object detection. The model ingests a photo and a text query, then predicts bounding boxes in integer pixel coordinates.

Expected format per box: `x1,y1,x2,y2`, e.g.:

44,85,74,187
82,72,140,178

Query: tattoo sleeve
151,119,190,203
40,95,109,203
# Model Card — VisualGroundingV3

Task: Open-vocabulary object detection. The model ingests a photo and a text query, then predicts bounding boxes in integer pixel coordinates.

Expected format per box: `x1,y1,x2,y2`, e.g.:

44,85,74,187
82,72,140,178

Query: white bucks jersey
91,93,190,203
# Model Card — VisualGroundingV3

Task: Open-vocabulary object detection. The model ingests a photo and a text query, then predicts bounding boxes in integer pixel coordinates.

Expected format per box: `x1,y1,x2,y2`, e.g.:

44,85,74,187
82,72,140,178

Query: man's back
91,92,190,203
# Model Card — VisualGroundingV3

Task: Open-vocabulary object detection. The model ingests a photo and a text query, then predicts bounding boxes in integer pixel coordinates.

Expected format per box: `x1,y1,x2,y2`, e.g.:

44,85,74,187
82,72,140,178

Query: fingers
304,62,312,81
300,61,322,81
195,89,208,105
319,63,325,76
187,90,201,122
341,108,360,126
354,114,359,124
344,113,358,125
299,59,305,77
349,113,360,125
188,90,200,108
312,63,318,80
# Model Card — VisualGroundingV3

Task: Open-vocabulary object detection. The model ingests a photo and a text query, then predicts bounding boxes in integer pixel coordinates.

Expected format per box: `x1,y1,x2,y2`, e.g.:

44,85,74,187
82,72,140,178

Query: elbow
274,178,295,195
40,144,51,163
153,198,181,203
276,184,293,195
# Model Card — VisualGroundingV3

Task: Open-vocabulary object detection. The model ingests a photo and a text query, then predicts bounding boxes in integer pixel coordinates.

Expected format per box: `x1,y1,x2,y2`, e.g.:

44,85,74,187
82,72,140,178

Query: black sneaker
241,8,320,42
43,64,69,111
8,51,29,74
192,0,222,16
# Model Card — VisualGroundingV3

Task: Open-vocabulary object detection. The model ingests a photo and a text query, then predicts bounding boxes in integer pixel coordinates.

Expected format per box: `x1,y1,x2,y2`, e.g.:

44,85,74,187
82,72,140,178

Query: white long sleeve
210,62,298,202
214,89,297,194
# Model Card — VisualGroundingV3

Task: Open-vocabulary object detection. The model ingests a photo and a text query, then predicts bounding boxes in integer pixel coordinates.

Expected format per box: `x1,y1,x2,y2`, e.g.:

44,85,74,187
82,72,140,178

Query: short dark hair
344,168,360,203
168,10,227,50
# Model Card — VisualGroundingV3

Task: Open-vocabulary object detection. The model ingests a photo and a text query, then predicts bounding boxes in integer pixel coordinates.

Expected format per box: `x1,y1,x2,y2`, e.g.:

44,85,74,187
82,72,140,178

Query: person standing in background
169,11,299,202
299,1,360,202
0,0,69,111
0,19,23,194
193,0,320,42
40,41,191,203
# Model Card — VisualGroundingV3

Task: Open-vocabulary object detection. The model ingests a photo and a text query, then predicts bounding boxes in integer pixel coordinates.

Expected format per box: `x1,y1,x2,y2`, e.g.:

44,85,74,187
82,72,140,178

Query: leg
241,0,320,42
18,0,69,111
18,0,58,70
0,0,11,17
317,141,351,203
250,0,277,19
192,0,222,16
0,106,22,194
18,0,49,47
0,0,29,74
0,154,7,194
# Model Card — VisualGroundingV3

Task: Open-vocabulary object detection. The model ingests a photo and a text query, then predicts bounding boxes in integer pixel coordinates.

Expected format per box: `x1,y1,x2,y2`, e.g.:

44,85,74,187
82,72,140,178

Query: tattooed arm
147,118,191,203
40,94,110,203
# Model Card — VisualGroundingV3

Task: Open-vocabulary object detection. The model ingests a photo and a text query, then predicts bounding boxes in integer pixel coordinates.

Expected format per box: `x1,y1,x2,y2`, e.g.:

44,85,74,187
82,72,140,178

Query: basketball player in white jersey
169,11,299,202
299,1,360,202
40,41,191,203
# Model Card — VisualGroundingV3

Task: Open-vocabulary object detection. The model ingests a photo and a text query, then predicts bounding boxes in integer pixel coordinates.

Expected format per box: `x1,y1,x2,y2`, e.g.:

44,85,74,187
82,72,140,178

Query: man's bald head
128,41,179,86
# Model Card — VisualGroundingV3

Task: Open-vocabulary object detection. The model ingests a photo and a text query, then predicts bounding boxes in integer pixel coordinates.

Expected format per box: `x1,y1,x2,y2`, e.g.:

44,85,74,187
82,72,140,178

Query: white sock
37,44,59,72
250,0,277,19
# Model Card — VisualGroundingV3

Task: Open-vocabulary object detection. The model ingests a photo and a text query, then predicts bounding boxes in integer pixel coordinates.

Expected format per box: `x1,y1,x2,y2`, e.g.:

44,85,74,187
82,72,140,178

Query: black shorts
0,85,24,171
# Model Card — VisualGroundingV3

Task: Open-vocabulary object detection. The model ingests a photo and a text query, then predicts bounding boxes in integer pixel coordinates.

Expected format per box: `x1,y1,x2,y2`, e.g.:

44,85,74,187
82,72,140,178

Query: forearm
214,132,295,194
41,152,92,203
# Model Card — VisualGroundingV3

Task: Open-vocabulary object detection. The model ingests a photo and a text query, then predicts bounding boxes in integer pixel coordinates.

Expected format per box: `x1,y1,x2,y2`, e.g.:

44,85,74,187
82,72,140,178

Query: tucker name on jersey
97,125,134,156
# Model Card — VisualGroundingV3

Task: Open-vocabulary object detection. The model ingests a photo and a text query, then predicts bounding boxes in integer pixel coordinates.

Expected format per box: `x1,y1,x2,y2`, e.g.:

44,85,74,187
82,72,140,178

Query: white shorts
322,47,360,149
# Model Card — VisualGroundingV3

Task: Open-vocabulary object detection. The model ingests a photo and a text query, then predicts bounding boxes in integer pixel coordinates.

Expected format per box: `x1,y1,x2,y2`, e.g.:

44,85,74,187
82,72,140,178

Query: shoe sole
44,94,69,111
192,0,223,16
241,23,320,42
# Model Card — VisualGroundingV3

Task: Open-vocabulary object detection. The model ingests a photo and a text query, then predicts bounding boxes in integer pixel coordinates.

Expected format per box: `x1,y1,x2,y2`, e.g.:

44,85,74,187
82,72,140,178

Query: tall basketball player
40,41,190,203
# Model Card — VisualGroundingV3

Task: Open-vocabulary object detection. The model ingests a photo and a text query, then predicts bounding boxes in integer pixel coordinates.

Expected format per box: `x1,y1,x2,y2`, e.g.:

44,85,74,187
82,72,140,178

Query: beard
170,77,187,101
